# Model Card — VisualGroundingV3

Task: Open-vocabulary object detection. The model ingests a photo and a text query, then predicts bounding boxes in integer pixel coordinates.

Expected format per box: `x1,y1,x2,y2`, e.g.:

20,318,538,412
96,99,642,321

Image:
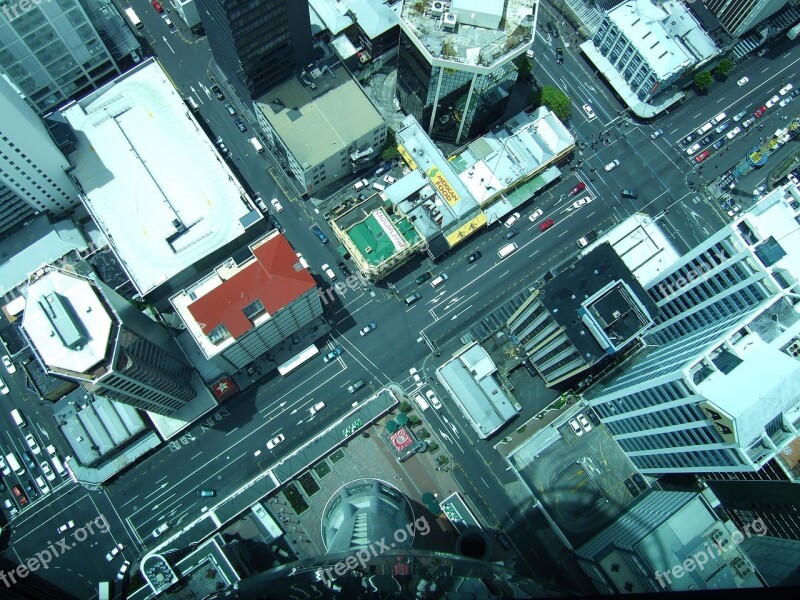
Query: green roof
347,213,420,266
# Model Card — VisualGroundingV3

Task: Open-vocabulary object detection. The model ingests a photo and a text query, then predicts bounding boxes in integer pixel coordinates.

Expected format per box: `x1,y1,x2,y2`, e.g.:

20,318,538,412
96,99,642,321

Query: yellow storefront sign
397,144,418,171
426,166,460,207
445,213,487,247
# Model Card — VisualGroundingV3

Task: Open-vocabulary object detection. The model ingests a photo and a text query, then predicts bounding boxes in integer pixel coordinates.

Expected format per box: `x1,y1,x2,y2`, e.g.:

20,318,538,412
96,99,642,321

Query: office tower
584,186,800,476
196,0,314,101
0,0,128,115
22,266,197,415
395,0,537,144
703,0,789,38
0,76,80,237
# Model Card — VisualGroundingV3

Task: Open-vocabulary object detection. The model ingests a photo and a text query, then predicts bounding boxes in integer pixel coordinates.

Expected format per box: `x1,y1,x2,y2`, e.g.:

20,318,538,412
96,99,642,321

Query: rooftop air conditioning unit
431,1,445,17
365,246,372,253
442,12,457,31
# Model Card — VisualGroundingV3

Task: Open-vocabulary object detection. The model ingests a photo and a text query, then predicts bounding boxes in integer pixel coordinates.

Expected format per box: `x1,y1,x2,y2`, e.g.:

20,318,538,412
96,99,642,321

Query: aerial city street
1,0,800,598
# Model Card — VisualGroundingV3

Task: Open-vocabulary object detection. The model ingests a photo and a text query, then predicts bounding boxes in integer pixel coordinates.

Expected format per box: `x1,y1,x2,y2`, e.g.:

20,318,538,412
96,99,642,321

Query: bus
125,7,144,30
277,345,319,376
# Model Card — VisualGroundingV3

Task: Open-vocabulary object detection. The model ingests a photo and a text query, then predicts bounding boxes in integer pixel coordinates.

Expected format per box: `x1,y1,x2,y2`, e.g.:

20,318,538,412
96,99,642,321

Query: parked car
321,263,336,281
415,271,433,285
34,476,49,494
765,95,780,109
712,138,725,150
323,347,343,363
504,212,520,228
359,321,377,336
685,142,701,155
733,109,747,122
569,181,586,195
40,461,55,482
726,126,742,140
270,198,283,212
337,262,352,277
700,135,713,146
267,434,285,450
754,106,767,118
715,122,729,134
780,83,794,96
0,377,7,395
695,150,710,163
163,16,175,30
234,117,247,132
117,560,131,580
425,389,442,410
604,159,620,171
576,413,592,432
631,473,648,491
741,117,755,128
2,355,15,374
313,226,329,244
779,97,792,108
568,419,583,437
105,543,124,562
586,409,601,427
680,133,696,146
624,478,640,497
25,434,41,455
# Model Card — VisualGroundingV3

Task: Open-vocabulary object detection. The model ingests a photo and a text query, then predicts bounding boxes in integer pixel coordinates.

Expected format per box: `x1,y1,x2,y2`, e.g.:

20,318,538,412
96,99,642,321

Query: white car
117,560,130,580
35,476,50,494
572,196,592,209
105,543,124,561
409,367,422,385
0,457,10,476
270,198,283,212
425,389,442,410
2,355,15,374
528,208,543,222
321,263,336,281
504,212,520,228
726,126,742,140
604,159,619,172
737,76,749,87
789,173,800,185
267,434,285,450
779,83,793,96
779,97,792,107
40,461,56,482
152,523,170,538
765,95,780,108
685,142,701,156
383,175,397,184
25,434,41,454
569,419,583,437
57,520,75,534
0,376,7,395
577,413,592,432
309,401,325,416
695,122,713,135
582,104,596,120
727,204,741,217
295,253,309,269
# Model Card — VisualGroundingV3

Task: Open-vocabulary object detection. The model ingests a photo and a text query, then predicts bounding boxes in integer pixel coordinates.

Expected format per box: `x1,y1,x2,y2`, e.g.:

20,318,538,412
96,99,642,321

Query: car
555,48,563,64
357,193,367,201
430,273,448,287
790,173,800,185
604,159,620,172
337,262,352,277
780,83,793,96
23,480,38,500
321,263,336,281
754,106,767,118
12,485,28,506
313,226,329,244
779,97,792,107
409,368,422,385
695,122,713,136
586,409,601,427
2,355,15,374
733,110,747,122
151,0,164,12
255,196,268,212
737,76,749,87
568,419,583,437
467,251,482,263
755,184,768,195
105,543,124,561
569,182,586,195
504,212,520,228
699,134,713,146
266,434,285,450
0,377,7,395
25,434,41,455
577,413,592,432
631,473,648,491
695,150,710,163
323,347,343,363
757,47,768,57
211,85,225,100
234,117,247,132
33,478,47,496
347,379,367,394
404,291,422,306
425,389,442,410
214,136,228,152
765,95,780,109
0,457,9,476
163,15,175,30
624,478,640,497
415,271,433,285
792,89,800,99
650,129,663,139
359,321,377,336
504,228,519,239
384,175,397,184
57,520,75,534
270,216,283,232
117,560,130,580
528,208,544,222
152,522,170,538
538,219,554,232
22,451,36,470
741,117,755,128
572,195,592,209
727,204,741,217
40,462,55,482
726,126,741,140
685,142,701,155
715,122,729,134
712,138,725,150
196,489,216,498
270,198,283,212
582,104,596,120
681,133,696,146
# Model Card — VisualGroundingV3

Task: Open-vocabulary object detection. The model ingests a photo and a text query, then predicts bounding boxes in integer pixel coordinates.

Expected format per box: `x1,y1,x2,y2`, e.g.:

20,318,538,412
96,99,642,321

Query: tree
694,71,713,92
715,58,734,78
535,86,571,121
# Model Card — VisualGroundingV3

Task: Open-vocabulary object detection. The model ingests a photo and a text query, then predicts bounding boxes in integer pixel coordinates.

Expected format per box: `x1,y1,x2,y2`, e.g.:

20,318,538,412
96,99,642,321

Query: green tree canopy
534,86,571,121
715,59,734,77
694,71,713,91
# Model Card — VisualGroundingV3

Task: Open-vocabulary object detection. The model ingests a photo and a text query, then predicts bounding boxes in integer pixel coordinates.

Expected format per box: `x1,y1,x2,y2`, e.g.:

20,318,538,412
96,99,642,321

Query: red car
695,150,710,163
754,106,766,118
538,219,555,232
570,182,586,195
151,0,164,13
12,485,28,506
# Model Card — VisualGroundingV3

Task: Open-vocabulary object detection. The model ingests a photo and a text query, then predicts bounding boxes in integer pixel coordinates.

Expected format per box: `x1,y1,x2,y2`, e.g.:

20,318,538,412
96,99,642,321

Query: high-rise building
22,266,197,415
196,0,314,101
395,0,537,144
0,76,80,237
703,0,789,38
584,185,800,475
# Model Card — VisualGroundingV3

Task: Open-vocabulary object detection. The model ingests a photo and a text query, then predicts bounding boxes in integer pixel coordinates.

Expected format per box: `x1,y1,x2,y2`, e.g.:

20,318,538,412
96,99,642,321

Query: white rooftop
308,0,354,36
22,270,113,376
62,60,253,297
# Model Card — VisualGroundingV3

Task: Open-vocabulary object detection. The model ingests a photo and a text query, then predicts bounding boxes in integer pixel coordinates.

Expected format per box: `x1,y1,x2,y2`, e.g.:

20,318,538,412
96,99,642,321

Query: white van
497,243,518,259
249,137,264,153
353,178,369,191
10,408,26,427
414,394,429,411
5,453,24,475
51,455,66,476
430,274,449,288
372,182,385,192
186,96,199,111
712,111,726,124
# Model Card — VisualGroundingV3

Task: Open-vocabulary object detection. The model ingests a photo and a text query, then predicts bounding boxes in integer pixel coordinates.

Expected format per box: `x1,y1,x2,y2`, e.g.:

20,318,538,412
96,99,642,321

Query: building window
243,299,266,322
208,324,231,345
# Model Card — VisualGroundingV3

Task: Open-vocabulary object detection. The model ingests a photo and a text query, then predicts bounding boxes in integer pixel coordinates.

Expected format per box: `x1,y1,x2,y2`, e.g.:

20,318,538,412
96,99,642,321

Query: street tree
694,71,713,91
535,85,571,121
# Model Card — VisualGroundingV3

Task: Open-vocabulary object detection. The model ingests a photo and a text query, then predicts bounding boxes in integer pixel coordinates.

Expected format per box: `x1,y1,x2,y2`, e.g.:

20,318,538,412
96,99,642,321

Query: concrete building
169,231,324,371
584,185,800,475
576,490,763,593
196,0,314,102
395,0,537,143
310,0,399,66
170,0,201,29
253,60,386,195
0,76,81,237
60,59,264,301
704,0,789,38
581,0,718,118
0,0,137,115
22,266,197,416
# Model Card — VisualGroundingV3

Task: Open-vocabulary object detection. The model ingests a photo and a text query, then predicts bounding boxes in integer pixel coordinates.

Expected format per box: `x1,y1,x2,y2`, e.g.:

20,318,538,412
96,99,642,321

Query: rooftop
61,59,255,298
308,0,354,36
170,232,316,359
346,0,399,38
254,61,384,170
398,0,536,69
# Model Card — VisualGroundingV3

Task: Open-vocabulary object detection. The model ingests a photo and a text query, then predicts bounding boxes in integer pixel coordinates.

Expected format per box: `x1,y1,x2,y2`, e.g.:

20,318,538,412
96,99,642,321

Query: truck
576,230,598,248
98,582,111,600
